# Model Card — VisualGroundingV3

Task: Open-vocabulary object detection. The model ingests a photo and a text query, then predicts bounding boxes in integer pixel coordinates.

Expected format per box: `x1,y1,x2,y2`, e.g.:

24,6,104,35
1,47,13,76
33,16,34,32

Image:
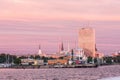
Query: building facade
79,28,96,57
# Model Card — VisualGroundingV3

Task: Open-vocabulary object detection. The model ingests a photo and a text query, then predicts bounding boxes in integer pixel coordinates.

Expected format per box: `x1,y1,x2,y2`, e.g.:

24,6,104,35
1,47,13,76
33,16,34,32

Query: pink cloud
0,0,120,21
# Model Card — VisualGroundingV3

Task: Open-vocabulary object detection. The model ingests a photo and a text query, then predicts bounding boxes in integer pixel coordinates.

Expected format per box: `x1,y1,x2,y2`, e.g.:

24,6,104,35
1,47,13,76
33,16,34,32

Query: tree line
0,53,120,65
0,53,55,65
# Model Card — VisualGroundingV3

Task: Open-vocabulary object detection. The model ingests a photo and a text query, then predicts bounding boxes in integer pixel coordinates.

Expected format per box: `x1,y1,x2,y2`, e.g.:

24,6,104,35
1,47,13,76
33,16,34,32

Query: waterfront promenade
0,65,120,80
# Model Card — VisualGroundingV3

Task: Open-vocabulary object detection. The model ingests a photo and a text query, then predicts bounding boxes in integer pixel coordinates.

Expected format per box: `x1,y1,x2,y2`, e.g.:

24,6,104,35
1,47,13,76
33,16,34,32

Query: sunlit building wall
79,28,95,57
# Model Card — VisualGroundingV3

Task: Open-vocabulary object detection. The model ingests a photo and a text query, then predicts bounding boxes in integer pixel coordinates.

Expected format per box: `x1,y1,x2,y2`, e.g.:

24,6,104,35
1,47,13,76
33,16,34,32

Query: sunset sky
0,0,120,55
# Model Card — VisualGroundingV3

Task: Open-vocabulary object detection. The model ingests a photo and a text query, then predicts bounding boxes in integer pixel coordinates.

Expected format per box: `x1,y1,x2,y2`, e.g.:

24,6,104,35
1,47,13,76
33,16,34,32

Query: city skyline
0,0,120,55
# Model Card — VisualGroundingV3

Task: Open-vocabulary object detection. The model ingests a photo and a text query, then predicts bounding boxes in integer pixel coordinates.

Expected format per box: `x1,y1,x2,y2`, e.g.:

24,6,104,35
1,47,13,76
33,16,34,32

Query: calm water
0,65,120,80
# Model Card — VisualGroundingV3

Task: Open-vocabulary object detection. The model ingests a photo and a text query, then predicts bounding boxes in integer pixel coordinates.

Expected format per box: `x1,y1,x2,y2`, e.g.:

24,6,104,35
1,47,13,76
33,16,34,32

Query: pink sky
0,0,120,55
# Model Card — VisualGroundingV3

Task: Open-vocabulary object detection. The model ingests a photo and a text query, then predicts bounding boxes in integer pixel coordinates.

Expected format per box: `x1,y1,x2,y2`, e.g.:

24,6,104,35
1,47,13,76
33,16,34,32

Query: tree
19,56,27,59
59,56,64,59
116,56,120,63
41,56,47,62
0,54,6,63
35,55,40,59
94,58,98,64
14,58,21,65
87,56,92,63
103,57,113,64
49,57,55,60
30,55,34,59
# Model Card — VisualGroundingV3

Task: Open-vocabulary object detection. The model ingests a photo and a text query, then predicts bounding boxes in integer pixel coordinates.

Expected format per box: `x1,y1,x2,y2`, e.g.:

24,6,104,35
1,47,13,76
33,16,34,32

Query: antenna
67,42,70,51
75,40,78,49
74,41,76,49
58,42,61,53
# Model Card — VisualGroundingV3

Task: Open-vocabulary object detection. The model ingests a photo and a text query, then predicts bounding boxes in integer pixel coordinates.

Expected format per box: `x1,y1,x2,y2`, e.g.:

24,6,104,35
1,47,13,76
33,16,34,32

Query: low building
33,60,44,65
112,51,120,57
95,52,104,58
74,48,87,64
21,58,34,65
48,59,68,65
21,58,44,66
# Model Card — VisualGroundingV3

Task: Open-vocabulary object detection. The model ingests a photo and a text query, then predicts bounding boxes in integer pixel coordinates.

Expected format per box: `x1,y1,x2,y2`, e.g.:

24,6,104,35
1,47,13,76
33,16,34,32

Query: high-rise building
78,28,95,57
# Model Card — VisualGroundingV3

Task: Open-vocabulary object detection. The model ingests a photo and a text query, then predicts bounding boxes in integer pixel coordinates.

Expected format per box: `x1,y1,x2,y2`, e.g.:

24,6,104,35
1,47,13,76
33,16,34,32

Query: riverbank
0,64,98,69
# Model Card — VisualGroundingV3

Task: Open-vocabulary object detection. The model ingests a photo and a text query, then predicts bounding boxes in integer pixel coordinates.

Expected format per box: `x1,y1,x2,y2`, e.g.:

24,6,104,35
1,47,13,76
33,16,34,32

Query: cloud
0,0,120,21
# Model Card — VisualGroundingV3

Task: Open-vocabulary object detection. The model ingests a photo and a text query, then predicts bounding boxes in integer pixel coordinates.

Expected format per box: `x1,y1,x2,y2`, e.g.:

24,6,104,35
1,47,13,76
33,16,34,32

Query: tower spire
61,42,64,51
38,44,42,55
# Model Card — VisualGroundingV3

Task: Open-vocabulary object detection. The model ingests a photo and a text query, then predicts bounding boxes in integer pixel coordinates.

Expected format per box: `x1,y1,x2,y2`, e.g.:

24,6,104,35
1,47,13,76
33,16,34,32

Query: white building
74,48,87,63
38,45,42,55
21,58,44,66
38,45,46,57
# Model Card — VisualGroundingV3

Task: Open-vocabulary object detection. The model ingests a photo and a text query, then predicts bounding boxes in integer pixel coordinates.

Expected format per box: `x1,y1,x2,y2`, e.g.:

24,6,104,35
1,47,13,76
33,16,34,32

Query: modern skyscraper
78,28,95,57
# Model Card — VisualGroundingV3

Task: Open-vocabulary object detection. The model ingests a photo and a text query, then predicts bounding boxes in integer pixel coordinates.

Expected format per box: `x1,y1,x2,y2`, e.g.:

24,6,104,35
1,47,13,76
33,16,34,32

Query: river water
0,65,120,80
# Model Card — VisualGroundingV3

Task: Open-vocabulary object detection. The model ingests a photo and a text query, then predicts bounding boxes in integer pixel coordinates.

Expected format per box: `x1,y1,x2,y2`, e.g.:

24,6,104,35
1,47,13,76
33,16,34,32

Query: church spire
61,42,64,51
38,44,42,55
